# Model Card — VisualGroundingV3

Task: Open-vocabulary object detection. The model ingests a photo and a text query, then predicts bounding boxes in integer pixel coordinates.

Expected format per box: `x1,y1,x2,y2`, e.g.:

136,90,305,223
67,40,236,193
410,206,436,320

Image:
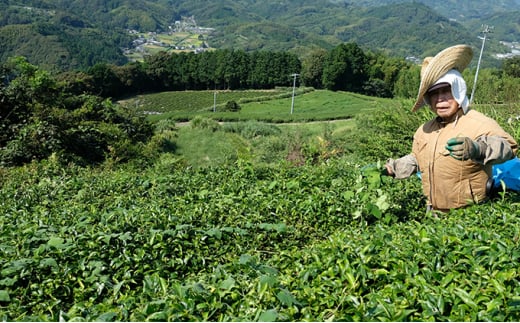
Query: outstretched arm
385,154,418,179
446,135,517,165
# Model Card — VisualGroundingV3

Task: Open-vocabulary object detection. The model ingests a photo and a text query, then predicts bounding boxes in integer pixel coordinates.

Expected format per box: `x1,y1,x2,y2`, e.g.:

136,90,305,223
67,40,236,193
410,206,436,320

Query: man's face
427,85,460,119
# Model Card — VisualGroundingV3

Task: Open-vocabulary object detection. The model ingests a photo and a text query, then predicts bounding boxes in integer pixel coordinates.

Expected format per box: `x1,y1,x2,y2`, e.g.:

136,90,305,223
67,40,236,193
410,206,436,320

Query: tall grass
171,118,357,168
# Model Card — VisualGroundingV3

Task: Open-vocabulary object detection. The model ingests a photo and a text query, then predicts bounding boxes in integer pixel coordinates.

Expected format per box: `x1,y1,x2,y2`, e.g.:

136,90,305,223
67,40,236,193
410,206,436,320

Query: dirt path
174,118,353,127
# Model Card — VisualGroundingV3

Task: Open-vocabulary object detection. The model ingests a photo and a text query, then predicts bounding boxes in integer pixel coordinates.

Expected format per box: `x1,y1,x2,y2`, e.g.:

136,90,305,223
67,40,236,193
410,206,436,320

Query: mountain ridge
1,0,518,70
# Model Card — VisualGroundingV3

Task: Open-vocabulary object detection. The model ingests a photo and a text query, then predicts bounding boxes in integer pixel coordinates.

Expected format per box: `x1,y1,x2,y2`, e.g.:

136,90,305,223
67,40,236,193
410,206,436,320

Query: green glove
445,137,484,161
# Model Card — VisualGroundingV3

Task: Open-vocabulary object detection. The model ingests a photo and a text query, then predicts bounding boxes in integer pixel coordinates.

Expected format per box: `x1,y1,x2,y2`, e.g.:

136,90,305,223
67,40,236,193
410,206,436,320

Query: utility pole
213,90,217,112
213,84,217,112
470,24,493,105
290,73,299,114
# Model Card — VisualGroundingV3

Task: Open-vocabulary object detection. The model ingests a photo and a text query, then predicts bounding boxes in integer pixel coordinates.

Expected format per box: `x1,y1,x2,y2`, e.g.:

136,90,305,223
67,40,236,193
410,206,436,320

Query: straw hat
412,44,473,112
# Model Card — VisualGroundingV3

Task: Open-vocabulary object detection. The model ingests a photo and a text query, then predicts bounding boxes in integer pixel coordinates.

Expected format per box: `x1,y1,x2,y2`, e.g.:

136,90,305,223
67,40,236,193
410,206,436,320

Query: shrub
0,59,154,166
154,119,178,133
362,79,392,98
224,100,241,112
255,136,288,164
143,130,178,158
0,121,61,166
136,118,180,161
343,102,428,162
190,116,221,131
222,120,281,139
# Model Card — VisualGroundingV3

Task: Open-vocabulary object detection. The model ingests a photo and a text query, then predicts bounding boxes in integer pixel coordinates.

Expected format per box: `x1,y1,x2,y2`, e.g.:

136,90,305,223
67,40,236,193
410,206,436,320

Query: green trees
365,53,411,98
0,57,56,150
301,43,418,97
502,56,520,78
55,44,410,100
301,48,327,89
63,42,490,101
0,57,153,166
0,22,130,71
2,42,518,168
87,63,126,98
248,51,301,89
89,49,302,98
393,65,421,99
322,43,369,92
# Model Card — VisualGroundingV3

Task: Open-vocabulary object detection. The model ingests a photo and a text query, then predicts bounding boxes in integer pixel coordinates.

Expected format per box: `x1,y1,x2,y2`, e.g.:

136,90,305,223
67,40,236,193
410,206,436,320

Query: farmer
384,44,518,212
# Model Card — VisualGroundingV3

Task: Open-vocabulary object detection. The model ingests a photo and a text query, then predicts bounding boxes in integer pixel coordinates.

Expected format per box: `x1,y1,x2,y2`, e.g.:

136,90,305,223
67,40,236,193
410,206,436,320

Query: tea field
1,156,520,321
122,89,387,123
1,96,520,321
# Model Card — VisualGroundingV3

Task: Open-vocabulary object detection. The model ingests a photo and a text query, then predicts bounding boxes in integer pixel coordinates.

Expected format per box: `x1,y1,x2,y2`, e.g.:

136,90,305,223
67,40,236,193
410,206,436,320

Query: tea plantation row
1,155,520,321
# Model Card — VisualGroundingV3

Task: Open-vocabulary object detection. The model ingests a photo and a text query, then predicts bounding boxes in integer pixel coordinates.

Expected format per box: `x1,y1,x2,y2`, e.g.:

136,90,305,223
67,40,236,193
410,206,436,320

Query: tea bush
0,97,519,322
1,155,519,321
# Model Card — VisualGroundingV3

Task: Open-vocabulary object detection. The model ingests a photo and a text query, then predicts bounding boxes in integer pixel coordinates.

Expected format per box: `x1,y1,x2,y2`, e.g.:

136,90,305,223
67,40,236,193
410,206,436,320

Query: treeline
60,43,412,100
60,42,520,102
78,50,302,97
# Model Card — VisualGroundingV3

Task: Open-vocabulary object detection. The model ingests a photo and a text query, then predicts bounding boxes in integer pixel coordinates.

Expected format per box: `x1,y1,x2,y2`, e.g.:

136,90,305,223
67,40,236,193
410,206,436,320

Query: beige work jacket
412,109,517,210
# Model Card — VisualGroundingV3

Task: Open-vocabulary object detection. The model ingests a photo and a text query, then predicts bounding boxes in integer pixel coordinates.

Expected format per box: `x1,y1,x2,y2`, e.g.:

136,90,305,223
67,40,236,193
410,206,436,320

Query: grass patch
277,119,355,137
174,127,250,168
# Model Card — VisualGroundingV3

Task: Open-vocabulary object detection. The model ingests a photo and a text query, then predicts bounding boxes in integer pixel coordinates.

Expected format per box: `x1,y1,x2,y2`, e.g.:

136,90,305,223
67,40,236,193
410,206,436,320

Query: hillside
0,0,518,70
330,3,478,58
350,0,520,20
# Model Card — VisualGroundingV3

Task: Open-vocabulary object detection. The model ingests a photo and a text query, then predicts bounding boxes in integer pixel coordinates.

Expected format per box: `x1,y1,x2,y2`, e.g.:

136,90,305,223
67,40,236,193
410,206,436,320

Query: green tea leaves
0,290,10,302
1,155,520,321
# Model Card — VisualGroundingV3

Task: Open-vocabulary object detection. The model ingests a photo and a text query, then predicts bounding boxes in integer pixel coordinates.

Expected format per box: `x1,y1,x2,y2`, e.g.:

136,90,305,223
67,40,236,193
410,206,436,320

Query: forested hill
349,0,520,21
1,0,519,71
